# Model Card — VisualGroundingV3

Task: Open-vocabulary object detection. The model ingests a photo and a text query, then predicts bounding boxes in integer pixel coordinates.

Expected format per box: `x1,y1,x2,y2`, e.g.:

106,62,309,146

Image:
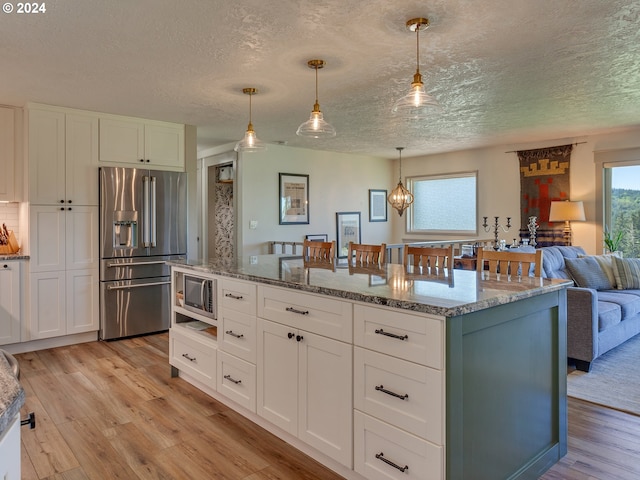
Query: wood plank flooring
15,333,640,480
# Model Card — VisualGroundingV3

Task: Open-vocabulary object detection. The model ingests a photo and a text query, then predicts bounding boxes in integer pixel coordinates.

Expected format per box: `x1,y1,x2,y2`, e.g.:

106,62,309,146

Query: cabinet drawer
170,328,216,387
354,304,443,369
217,351,256,413
219,278,256,315
354,411,443,480
258,285,352,342
219,309,256,364
354,347,443,444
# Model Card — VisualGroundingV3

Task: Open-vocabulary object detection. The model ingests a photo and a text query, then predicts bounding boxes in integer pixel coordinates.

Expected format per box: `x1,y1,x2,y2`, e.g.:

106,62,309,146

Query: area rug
567,334,640,416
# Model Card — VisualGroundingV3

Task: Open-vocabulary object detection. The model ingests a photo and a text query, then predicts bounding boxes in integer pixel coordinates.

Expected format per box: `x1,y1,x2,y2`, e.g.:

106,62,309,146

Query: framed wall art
369,189,387,222
336,211,361,258
279,173,309,225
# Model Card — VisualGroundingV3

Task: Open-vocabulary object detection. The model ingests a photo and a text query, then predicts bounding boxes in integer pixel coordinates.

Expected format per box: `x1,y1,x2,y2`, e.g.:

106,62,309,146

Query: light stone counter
0,352,24,438
171,255,572,318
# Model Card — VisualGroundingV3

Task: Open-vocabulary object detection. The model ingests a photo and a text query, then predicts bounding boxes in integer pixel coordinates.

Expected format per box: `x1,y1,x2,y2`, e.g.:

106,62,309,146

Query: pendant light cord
415,27,421,75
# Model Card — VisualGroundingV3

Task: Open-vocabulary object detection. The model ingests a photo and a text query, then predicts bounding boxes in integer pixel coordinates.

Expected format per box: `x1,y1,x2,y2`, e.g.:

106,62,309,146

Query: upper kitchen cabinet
99,115,185,170
27,106,99,206
0,107,16,201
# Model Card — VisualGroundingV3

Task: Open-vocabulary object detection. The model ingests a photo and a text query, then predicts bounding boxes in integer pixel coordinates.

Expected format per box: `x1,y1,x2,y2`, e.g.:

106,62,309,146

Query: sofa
540,245,640,372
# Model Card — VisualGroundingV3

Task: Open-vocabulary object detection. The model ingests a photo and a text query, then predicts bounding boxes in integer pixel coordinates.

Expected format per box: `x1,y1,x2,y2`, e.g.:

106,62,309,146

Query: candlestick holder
527,216,539,247
483,216,511,250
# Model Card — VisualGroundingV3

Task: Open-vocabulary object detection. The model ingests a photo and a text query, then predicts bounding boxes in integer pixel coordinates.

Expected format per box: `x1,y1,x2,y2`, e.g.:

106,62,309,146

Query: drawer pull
375,452,408,473
182,353,196,362
286,307,309,315
225,293,244,300
226,330,244,339
224,374,242,385
374,328,408,341
375,385,409,400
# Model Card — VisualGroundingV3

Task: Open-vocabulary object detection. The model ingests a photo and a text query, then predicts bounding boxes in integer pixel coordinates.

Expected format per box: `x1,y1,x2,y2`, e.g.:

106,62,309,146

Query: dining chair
348,242,386,265
403,244,454,270
303,239,335,260
476,248,543,277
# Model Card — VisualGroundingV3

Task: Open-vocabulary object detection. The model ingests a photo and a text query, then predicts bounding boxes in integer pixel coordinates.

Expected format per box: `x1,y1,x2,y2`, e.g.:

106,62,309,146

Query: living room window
603,162,640,257
406,171,478,234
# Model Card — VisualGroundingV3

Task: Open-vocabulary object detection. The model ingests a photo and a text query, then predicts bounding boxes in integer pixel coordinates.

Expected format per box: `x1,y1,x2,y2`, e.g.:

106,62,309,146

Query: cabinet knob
146,159,150,163
68,200,72,204
296,335,304,342
60,207,65,211
60,199,65,203
139,158,145,162
287,332,295,339
3,264,8,269
68,207,72,211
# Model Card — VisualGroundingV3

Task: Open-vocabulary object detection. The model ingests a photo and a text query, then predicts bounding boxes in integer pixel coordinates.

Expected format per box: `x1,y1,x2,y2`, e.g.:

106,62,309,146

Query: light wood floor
15,334,640,480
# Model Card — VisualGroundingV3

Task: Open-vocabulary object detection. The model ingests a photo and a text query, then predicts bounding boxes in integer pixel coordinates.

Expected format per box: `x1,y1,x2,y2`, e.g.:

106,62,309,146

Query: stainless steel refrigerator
99,167,187,340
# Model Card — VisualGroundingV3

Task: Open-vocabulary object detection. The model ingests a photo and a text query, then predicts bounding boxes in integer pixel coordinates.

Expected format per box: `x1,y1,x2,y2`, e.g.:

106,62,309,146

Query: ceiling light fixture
392,17,441,118
387,147,414,216
296,59,336,138
234,87,266,153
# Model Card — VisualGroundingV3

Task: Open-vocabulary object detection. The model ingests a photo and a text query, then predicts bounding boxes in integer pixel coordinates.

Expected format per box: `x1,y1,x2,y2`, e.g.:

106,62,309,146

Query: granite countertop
170,255,572,317
0,254,29,261
0,352,25,438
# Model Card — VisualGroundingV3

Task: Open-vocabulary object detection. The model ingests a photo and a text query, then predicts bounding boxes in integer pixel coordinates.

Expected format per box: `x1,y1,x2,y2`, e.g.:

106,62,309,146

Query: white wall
391,126,640,255
237,144,393,256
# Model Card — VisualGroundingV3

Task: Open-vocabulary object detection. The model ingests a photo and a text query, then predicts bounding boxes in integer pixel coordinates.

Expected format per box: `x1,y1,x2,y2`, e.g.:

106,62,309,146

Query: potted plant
604,228,624,254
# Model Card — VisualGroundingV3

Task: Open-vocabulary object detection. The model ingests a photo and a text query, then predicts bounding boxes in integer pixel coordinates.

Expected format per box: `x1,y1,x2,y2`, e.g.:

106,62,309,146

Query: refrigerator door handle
107,260,168,268
107,281,171,291
150,176,157,247
142,175,150,247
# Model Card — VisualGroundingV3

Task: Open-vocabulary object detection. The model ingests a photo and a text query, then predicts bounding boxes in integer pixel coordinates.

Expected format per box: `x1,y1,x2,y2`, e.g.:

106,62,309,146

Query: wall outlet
249,220,258,229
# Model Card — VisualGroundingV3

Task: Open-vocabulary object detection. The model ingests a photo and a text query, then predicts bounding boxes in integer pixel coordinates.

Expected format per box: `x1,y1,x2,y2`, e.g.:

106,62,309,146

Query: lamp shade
549,201,586,222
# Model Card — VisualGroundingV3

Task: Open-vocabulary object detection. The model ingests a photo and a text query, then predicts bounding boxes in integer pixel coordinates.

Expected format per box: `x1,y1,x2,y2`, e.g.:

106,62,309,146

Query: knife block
0,230,20,254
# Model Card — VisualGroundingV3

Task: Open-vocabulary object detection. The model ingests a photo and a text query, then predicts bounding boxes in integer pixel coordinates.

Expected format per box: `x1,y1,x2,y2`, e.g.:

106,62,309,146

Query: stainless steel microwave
183,274,216,319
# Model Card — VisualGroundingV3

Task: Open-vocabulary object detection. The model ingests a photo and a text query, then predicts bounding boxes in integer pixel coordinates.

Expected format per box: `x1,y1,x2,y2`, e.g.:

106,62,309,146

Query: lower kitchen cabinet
28,268,98,340
257,317,353,468
169,327,217,388
0,260,22,345
0,414,20,480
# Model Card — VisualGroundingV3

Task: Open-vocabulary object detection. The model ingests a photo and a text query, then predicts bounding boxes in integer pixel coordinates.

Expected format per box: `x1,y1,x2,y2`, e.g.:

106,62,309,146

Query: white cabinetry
257,285,353,468
0,414,20,479
0,106,16,201
99,116,184,170
0,260,22,345
27,106,99,341
353,304,444,480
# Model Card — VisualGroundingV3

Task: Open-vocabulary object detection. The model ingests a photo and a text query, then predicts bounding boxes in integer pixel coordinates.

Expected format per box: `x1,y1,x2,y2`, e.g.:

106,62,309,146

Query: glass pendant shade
234,88,266,153
392,18,441,118
297,59,336,138
387,147,414,216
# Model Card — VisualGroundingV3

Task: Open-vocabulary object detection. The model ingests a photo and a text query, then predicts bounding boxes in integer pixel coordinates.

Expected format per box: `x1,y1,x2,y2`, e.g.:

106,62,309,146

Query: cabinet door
29,205,65,272
0,107,15,202
257,318,298,435
298,331,353,468
29,270,66,340
65,206,99,270
0,415,20,480
99,117,145,165
0,261,21,345
144,123,184,168
28,109,66,205
66,113,99,205
66,268,99,334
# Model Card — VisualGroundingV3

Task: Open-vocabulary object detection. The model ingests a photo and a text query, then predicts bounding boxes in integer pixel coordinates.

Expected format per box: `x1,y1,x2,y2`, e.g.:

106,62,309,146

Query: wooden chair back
303,239,335,260
348,242,386,265
476,249,543,277
403,245,454,270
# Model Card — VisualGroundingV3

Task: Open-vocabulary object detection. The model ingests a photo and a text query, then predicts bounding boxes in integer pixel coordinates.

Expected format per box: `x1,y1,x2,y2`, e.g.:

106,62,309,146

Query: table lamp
549,200,586,245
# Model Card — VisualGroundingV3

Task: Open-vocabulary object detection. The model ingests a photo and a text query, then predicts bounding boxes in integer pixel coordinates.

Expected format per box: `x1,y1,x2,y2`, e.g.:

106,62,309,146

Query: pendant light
387,147,414,217
235,88,266,153
296,59,336,138
391,18,441,118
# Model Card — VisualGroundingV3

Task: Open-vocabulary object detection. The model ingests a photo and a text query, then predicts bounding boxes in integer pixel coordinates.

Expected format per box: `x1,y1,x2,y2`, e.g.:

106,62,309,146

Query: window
603,163,640,257
407,171,477,234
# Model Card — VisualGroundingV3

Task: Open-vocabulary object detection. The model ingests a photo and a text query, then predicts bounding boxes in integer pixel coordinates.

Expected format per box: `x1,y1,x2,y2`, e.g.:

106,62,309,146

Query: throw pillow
565,256,614,290
578,252,621,288
612,256,640,290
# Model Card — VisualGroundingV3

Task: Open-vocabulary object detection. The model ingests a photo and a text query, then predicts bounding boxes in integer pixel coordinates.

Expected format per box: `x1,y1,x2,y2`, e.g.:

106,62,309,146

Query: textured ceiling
2,0,640,158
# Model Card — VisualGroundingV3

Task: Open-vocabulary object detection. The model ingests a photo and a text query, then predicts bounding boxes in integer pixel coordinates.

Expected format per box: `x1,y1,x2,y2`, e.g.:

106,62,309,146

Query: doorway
200,151,237,261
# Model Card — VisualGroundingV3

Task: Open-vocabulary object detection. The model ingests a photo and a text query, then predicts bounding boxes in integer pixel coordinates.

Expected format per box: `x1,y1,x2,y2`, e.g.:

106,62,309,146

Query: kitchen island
0,350,24,478
169,255,571,480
